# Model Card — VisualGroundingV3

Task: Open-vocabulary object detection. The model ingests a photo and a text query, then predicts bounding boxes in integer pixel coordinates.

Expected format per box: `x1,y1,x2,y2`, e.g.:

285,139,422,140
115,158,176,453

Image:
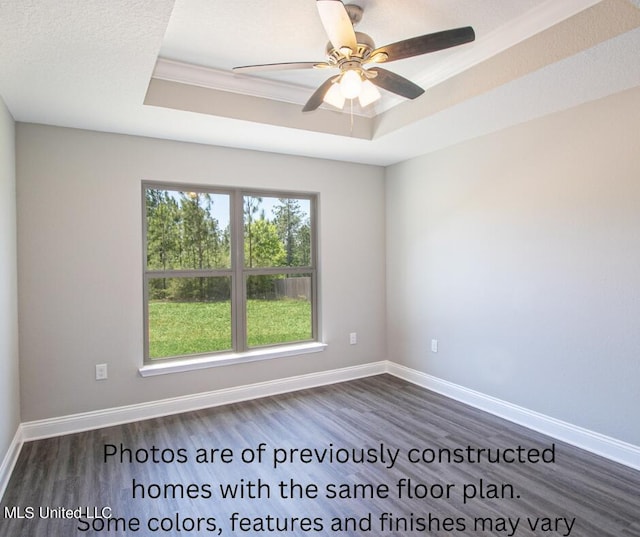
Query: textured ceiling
1,0,640,165
159,0,541,91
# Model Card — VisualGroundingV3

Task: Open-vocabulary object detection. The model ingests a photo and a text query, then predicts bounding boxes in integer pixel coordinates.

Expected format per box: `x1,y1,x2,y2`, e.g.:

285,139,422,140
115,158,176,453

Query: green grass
246,298,312,347
148,299,311,359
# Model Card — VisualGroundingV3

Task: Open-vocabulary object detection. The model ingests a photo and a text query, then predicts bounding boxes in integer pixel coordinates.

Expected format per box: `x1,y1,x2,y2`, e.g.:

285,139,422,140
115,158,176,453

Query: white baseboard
0,426,24,502
20,361,387,442
6,358,639,502
386,362,640,471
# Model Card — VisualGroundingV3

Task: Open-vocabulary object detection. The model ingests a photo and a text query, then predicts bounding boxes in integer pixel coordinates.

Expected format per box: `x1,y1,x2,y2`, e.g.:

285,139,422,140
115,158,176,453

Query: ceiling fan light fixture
322,82,346,109
339,69,363,99
358,79,381,107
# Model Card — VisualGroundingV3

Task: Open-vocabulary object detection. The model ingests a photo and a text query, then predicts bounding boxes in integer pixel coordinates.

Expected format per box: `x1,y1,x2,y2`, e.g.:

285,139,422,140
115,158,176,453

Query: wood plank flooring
1,374,639,536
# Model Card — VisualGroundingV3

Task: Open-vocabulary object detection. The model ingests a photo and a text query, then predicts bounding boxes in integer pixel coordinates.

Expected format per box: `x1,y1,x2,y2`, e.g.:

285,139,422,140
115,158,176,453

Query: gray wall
16,124,386,421
13,87,640,449
386,86,640,446
0,97,20,460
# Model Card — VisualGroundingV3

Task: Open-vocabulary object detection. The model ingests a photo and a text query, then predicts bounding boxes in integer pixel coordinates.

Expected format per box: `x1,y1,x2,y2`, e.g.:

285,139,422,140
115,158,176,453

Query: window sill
138,342,327,378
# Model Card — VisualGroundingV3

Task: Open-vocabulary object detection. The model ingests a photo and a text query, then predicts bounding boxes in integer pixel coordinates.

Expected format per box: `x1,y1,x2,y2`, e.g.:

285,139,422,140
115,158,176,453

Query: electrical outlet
95,363,108,381
349,332,357,345
431,339,438,353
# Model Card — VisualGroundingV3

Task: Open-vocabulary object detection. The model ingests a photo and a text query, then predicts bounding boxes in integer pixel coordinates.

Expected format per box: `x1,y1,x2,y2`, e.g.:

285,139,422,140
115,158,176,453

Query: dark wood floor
1,374,639,536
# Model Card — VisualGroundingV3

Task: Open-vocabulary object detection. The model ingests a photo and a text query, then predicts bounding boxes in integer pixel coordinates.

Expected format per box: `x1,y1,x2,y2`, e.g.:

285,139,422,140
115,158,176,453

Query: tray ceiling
1,0,640,165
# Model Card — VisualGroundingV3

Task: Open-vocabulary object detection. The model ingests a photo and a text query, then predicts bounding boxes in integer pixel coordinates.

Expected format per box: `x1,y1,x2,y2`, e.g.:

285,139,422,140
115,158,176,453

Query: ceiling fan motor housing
345,4,364,25
325,31,375,64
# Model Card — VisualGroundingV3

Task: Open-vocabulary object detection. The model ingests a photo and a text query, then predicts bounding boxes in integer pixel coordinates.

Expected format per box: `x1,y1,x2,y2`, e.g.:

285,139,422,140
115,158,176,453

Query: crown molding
153,58,311,104
152,58,378,118
153,0,602,118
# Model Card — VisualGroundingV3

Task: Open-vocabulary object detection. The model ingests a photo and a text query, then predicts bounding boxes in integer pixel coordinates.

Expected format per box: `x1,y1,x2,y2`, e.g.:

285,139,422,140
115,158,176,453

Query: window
142,183,318,366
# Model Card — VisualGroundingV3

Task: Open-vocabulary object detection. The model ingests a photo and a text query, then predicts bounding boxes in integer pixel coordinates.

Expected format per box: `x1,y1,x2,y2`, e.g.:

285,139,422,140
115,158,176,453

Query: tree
273,198,310,266
244,196,263,268
245,219,286,268
180,192,221,269
146,188,229,302
297,220,311,266
146,189,181,299
244,218,286,299
146,189,181,271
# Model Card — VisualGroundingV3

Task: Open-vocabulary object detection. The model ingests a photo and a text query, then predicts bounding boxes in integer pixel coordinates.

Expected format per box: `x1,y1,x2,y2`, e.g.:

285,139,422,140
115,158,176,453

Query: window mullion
232,190,247,352
145,269,233,279
243,266,313,276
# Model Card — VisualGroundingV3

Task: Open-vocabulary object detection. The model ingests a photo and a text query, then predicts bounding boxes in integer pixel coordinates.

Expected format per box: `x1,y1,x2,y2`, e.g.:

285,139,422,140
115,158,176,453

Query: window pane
146,188,230,270
148,276,232,359
246,274,312,347
244,195,312,268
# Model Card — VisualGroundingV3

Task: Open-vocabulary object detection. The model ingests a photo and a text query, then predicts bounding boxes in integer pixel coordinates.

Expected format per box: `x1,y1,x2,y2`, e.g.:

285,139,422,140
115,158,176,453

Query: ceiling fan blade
317,0,357,52
233,61,330,73
367,26,475,64
367,67,425,100
303,75,340,112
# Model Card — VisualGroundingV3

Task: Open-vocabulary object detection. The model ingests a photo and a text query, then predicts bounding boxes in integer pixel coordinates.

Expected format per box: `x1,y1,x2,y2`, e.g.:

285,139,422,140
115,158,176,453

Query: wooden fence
275,277,311,300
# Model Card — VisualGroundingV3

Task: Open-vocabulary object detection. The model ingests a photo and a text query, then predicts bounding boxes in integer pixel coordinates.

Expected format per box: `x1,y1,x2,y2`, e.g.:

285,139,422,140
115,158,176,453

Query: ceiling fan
233,0,475,112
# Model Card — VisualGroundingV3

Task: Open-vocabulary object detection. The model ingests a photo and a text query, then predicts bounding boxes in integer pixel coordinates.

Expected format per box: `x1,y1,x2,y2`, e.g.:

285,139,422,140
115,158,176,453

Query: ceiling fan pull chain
350,99,354,136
